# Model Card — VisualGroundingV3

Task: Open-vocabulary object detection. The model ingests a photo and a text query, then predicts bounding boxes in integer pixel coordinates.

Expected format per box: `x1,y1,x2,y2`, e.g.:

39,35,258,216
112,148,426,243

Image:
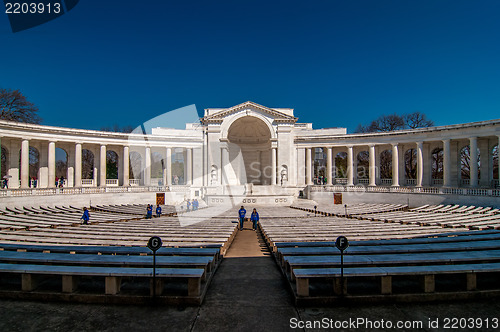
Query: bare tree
100,125,134,133
355,114,405,133
404,111,434,129
0,89,41,124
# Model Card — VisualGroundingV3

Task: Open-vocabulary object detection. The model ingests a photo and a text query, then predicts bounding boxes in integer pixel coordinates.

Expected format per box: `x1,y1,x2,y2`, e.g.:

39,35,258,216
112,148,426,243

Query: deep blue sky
1,0,499,133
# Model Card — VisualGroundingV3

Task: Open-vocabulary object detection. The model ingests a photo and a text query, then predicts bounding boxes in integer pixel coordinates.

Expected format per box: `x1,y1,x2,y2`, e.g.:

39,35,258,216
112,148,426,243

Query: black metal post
153,251,156,297
340,250,344,296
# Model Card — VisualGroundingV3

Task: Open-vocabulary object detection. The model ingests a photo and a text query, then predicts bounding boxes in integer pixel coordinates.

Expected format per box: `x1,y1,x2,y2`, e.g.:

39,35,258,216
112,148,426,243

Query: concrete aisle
191,222,300,331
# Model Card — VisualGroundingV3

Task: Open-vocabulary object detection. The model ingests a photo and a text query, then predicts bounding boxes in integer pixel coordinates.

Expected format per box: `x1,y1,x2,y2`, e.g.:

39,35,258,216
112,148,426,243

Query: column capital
442,138,450,143
368,144,376,148
391,143,399,147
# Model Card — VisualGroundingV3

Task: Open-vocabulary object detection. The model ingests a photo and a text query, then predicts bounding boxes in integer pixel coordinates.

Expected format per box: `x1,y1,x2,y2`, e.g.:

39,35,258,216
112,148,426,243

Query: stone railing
81,179,94,187
432,179,443,185
129,179,141,186
0,186,174,197
380,179,392,185
105,179,119,186
309,185,500,197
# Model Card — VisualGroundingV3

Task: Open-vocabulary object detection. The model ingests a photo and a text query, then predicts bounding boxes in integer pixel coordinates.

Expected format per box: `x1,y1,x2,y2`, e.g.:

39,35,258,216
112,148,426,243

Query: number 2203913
5,2,62,14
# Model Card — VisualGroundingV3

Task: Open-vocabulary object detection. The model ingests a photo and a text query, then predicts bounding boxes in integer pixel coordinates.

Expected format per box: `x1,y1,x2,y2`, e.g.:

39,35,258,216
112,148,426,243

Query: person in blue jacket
155,205,162,218
250,208,259,231
238,206,246,230
81,207,90,225
146,204,153,219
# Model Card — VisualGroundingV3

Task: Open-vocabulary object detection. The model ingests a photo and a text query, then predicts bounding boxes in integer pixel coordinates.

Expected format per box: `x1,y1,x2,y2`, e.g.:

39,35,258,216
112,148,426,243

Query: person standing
155,205,162,218
250,208,259,231
186,199,191,212
146,204,153,219
80,207,90,225
238,206,246,231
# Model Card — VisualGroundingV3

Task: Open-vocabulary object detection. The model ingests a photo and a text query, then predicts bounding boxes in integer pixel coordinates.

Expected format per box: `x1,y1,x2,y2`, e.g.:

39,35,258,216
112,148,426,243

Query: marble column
442,139,451,187
123,146,129,186
369,144,376,186
271,147,277,185
99,145,106,187
305,148,312,185
74,143,82,187
347,146,354,186
221,146,229,186
469,137,478,187
326,147,332,185
392,144,399,186
20,139,30,188
48,141,56,188
144,146,151,186
166,147,172,186
416,141,424,187
186,148,193,185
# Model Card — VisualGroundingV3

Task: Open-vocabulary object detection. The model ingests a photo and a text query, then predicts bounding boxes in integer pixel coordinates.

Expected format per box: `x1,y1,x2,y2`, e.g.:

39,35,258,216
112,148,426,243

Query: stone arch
220,111,277,142
227,115,272,185
150,151,164,185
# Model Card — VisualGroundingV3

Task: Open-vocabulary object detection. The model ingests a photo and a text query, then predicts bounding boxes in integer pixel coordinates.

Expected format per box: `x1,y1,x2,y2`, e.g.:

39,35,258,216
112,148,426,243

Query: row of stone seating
291,202,408,216
264,223,500,304
92,204,178,216
0,206,143,231
0,243,222,304
0,205,238,304
259,217,465,248
360,204,500,230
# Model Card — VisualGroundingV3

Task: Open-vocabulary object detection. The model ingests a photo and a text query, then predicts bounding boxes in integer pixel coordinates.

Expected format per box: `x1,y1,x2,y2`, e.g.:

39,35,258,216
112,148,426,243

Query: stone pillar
48,141,56,188
221,146,229,186
392,144,399,186
166,147,172,186
74,143,82,187
416,141,424,187
122,146,129,186
326,147,332,185
271,147,277,185
186,148,193,185
144,146,151,186
369,144,376,186
20,139,30,188
469,137,478,187
99,145,107,187
305,148,312,185
498,136,500,183
347,146,354,186
442,139,451,187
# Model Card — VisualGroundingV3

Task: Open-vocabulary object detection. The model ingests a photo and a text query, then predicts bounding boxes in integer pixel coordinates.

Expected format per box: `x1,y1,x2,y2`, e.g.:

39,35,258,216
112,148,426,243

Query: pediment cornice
201,101,297,125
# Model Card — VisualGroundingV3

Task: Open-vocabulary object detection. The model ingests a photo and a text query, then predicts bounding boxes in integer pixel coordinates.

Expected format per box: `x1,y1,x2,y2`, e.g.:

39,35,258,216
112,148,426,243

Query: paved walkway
1,221,500,331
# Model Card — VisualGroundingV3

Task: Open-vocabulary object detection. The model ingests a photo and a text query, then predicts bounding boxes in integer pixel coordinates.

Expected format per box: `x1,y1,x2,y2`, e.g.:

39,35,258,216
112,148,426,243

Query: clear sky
1,0,499,133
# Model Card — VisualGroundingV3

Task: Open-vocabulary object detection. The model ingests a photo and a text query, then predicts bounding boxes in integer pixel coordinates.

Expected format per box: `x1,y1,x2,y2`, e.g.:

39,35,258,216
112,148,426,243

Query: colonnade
1,139,196,189
300,135,500,188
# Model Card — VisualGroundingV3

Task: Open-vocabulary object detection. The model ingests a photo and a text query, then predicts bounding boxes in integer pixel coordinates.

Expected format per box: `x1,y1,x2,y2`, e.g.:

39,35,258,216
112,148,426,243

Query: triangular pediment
202,101,297,124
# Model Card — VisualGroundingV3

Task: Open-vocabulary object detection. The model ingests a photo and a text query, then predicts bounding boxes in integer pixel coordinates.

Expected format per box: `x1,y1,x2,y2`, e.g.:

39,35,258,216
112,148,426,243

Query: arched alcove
227,116,272,185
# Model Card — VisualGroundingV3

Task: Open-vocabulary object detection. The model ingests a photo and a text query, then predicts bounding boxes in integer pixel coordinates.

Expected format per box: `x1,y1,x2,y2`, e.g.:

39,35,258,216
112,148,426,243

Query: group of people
146,204,163,219
238,206,259,231
186,199,199,212
314,175,327,185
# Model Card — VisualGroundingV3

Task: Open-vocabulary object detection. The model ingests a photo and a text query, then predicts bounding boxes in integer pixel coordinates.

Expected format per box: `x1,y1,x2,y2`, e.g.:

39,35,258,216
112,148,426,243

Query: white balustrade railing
335,178,347,185
461,179,470,186
380,179,392,186
150,178,163,186
405,179,416,186
105,179,118,186
357,178,369,184
81,179,94,187
432,179,443,185
129,179,141,186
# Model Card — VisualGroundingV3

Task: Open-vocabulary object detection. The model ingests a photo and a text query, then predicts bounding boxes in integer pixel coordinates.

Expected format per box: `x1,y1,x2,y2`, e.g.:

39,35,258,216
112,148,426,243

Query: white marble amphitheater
0,101,499,208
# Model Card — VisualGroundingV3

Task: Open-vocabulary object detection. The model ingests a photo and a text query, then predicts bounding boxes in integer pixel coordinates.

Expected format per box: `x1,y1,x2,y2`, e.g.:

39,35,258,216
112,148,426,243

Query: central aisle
191,223,300,331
